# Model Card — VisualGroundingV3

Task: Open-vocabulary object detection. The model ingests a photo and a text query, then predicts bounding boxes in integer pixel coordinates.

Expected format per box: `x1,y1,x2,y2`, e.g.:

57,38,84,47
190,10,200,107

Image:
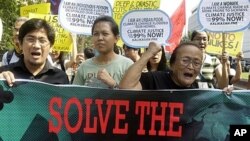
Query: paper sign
198,0,250,32
206,32,244,57
20,3,51,17
120,10,171,48
58,0,112,34
113,0,160,27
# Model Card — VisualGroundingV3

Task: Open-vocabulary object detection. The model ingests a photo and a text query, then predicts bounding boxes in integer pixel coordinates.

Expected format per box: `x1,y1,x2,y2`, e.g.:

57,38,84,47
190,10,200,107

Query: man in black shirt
0,18,69,85
119,42,203,90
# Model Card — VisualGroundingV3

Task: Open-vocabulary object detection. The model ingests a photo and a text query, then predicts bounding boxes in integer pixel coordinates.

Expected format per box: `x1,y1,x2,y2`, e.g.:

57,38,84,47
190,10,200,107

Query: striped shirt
197,54,220,88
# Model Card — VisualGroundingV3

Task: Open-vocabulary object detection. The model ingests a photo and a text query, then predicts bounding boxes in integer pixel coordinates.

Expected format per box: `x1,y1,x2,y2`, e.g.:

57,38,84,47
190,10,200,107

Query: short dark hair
18,18,55,45
169,42,201,66
191,30,210,41
84,48,95,59
91,15,119,37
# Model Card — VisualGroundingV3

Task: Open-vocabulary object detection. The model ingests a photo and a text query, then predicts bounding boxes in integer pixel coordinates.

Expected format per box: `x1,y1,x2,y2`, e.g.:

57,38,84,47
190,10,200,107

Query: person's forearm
218,62,229,89
119,53,152,89
231,60,242,84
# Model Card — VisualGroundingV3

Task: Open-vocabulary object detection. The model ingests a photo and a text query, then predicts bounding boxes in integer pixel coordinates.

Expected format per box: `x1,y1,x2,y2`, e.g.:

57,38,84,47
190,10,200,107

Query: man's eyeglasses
24,36,50,47
179,57,202,69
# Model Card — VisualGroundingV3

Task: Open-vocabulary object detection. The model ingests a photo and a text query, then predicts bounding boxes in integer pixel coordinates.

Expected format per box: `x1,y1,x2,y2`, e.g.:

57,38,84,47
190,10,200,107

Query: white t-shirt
1,51,20,66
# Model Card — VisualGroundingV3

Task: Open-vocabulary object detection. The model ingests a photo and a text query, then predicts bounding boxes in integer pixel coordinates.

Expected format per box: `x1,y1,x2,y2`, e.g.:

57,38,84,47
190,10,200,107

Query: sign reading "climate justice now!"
198,0,250,32
120,10,171,48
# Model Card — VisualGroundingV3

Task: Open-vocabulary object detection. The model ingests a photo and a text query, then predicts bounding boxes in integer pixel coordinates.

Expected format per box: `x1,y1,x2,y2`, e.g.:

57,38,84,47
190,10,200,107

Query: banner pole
71,33,77,62
222,32,226,53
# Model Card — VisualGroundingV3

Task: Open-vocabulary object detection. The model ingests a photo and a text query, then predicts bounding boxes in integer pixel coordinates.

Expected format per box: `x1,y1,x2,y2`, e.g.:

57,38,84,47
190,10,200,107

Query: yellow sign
20,3,51,17
206,32,244,57
113,0,161,46
29,13,73,52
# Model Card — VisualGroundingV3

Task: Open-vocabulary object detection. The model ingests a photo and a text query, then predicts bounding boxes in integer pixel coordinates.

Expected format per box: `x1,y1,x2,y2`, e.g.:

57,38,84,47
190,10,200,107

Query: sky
161,0,201,17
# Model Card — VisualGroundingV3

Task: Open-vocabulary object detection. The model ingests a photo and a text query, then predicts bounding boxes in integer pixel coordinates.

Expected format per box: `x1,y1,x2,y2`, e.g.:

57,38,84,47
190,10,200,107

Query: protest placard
198,0,250,32
58,0,112,34
113,0,160,27
113,0,160,47
20,3,51,17
206,32,244,57
120,10,171,48
29,13,73,52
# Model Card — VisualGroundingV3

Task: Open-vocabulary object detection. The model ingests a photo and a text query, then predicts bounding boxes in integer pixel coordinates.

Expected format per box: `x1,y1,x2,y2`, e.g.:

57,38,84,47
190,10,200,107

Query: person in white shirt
1,17,28,66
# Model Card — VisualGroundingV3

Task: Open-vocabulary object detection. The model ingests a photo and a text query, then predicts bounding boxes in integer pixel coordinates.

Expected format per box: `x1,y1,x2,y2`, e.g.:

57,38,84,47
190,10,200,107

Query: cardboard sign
20,3,51,17
120,10,171,48
198,0,250,32
206,32,244,57
58,0,112,34
113,0,160,27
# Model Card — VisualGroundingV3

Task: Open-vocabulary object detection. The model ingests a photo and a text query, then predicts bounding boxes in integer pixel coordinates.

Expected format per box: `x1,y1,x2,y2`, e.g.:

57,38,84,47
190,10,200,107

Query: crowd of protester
0,15,249,92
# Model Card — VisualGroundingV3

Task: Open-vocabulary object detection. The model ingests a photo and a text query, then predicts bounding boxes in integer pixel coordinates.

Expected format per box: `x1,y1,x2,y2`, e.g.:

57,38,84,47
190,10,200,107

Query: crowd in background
0,16,249,91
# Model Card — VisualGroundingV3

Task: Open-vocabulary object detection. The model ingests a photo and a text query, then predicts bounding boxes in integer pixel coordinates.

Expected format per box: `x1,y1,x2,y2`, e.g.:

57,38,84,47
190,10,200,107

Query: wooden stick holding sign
221,32,229,88
222,32,226,54
64,33,78,83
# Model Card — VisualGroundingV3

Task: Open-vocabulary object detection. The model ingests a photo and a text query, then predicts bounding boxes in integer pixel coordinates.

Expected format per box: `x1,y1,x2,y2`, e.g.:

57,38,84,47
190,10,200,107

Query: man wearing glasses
0,18,69,85
119,42,203,90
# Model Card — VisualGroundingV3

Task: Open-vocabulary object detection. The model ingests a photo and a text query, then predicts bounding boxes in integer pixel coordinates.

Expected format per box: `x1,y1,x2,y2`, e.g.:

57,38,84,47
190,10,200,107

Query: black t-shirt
0,56,69,84
140,71,197,90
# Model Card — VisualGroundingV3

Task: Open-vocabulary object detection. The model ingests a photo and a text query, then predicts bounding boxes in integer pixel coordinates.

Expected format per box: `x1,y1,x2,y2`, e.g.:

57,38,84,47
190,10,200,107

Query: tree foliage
0,0,46,56
77,35,92,52
0,0,19,54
